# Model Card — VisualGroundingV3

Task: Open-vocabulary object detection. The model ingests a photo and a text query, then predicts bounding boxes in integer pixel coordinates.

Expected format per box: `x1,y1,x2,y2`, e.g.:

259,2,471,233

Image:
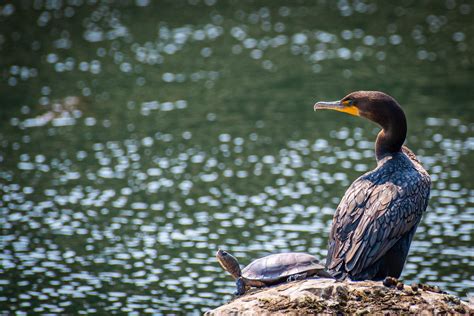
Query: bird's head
314,91,407,160
313,91,402,126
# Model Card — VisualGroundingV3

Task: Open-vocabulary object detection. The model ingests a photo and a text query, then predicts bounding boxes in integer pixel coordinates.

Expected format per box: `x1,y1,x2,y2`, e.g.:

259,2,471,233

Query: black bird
314,91,431,281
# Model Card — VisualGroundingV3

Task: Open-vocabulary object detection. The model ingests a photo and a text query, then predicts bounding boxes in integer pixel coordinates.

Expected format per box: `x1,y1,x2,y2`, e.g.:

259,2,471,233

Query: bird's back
326,150,430,280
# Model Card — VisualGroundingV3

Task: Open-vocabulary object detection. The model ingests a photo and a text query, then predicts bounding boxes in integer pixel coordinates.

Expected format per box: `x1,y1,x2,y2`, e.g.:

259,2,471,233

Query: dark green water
1,0,473,314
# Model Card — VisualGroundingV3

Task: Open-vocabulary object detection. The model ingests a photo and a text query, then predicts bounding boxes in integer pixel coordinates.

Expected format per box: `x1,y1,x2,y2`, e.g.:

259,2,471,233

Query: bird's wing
327,170,430,276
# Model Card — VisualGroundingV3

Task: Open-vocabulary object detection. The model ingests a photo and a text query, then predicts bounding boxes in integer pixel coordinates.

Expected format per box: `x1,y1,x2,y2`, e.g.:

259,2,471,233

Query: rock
206,279,474,315
382,276,398,288
396,281,404,291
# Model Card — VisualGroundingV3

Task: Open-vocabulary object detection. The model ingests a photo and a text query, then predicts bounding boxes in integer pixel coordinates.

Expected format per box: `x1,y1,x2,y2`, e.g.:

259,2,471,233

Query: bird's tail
327,269,348,281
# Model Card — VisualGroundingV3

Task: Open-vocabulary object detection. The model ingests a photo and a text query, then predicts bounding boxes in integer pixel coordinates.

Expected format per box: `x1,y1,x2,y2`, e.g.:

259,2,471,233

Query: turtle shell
241,252,325,282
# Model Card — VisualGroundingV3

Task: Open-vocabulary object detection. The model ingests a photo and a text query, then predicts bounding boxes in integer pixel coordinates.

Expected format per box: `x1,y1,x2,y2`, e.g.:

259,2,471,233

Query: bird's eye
347,99,355,106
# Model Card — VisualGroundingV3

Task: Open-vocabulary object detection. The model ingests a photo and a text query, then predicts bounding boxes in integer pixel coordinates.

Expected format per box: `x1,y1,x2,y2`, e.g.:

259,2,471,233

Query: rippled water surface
1,0,473,314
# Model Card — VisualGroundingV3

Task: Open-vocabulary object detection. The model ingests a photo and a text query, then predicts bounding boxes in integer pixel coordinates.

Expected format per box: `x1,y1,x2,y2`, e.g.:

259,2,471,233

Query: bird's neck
374,109,407,162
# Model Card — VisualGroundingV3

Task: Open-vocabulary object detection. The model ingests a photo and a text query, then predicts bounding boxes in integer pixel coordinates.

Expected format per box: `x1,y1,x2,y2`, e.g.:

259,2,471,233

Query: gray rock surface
206,279,473,315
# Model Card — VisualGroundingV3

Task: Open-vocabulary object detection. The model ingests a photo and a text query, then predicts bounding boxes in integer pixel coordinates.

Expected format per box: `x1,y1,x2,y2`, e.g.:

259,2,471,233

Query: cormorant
314,91,431,281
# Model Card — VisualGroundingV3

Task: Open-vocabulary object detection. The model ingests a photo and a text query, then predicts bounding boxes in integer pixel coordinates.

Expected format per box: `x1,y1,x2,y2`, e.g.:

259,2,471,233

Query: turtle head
216,249,242,280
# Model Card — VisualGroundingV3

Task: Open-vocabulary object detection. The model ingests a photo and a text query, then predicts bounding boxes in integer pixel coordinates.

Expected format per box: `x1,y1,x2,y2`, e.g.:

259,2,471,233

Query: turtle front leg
235,277,247,296
287,272,308,282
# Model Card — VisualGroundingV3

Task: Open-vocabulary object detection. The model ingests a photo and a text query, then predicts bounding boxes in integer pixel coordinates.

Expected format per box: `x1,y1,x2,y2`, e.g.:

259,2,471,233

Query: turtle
216,249,333,295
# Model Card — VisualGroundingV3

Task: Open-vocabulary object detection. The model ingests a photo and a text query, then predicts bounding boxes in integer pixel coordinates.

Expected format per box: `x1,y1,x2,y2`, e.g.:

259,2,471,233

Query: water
1,0,473,314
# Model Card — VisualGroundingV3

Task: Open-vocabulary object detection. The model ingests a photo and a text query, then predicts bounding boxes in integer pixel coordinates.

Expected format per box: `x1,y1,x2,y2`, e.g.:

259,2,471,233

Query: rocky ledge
206,278,473,315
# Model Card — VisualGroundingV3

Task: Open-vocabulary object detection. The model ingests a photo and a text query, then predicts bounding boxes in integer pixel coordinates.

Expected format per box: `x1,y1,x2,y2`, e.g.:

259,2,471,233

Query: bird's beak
313,100,344,111
313,100,360,116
